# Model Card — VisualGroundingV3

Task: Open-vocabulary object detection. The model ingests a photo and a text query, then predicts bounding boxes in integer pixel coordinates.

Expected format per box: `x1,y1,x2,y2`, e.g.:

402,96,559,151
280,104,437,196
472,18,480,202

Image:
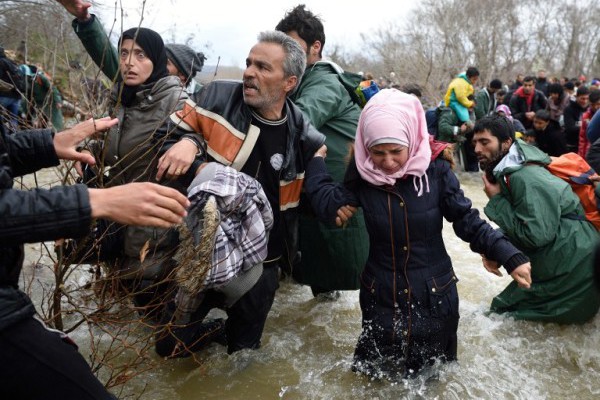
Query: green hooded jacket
484,140,600,323
291,61,369,291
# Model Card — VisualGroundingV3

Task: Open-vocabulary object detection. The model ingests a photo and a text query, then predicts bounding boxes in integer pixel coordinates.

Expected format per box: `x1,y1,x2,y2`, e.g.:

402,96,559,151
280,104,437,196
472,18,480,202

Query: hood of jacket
493,139,551,178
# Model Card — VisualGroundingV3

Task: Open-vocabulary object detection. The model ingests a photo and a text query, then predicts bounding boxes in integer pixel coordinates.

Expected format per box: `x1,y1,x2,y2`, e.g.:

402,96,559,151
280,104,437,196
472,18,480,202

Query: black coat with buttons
305,155,525,369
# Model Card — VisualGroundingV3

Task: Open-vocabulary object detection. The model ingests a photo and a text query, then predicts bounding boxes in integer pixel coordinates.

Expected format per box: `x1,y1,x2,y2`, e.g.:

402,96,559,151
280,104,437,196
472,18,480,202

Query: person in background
0,117,189,400
509,75,547,130
473,115,600,324
546,82,570,126
579,89,600,158
474,78,502,120
444,66,479,123
563,86,590,153
306,88,531,379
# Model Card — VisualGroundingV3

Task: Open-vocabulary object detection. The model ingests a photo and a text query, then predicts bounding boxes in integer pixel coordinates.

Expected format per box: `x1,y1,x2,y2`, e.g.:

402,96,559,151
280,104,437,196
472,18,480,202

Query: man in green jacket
474,79,502,120
437,106,479,171
473,114,600,324
276,5,368,297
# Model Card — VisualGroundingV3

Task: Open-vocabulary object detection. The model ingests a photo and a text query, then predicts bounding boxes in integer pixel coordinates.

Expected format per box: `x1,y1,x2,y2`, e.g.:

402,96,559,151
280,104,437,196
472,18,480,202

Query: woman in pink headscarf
306,89,531,379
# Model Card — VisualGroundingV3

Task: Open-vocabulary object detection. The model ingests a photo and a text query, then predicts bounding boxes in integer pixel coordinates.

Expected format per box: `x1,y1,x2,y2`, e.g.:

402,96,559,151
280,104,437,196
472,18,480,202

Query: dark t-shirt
241,110,288,261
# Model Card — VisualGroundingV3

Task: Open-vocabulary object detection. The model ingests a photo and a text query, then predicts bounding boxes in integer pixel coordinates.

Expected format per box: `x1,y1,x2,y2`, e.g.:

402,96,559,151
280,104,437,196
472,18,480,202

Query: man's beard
480,145,508,184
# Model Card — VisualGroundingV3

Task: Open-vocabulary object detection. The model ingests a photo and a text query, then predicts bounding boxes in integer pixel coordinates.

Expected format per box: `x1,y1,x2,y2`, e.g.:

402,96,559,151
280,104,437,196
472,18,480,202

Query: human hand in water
482,174,501,198
335,205,357,227
510,262,532,289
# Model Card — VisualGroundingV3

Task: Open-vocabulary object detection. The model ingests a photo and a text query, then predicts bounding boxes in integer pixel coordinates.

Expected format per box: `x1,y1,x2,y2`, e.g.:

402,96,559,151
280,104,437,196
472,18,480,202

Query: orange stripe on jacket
280,174,304,210
176,102,244,165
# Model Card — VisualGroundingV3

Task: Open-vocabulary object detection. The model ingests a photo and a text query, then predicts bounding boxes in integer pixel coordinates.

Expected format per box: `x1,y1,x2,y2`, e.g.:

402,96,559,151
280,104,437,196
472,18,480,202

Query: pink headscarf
495,104,513,121
355,89,432,194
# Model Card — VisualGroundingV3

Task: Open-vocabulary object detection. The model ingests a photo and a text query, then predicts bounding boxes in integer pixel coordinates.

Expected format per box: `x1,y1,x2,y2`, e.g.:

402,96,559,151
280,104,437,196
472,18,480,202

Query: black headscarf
117,27,168,107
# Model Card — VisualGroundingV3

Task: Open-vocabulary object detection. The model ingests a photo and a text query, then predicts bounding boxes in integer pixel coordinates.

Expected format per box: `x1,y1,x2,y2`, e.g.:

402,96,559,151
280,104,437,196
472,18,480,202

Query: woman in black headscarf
77,27,204,317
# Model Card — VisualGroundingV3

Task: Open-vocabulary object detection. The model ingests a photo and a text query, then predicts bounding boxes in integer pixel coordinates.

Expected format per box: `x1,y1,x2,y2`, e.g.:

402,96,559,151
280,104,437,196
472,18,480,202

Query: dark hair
590,89,600,103
402,84,422,98
473,114,515,142
275,4,325,57
490,79,502,89
564,81,575,90
577,86,590,96
534,109,551,121
523,75,537,84
497,89,507,96
466,67,480,78
548,83,563,96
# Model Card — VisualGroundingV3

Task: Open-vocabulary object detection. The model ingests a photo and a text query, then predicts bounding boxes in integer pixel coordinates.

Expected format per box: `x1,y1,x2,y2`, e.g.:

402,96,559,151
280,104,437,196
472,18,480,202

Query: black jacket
509,90,548,129
533,121,568,157
0,124,91,331
563,100,587,149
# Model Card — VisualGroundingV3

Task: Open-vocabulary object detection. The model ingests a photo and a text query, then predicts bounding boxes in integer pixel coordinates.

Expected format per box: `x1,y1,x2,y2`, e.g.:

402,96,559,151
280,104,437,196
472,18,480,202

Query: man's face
472,129,508,170
533,117,549,131
538,70,546,79
591,100,600,113
242,42,296,119
470,75,479,85
577,94,590,108
286,30,319,66
517,74,524,83
522,81,535,95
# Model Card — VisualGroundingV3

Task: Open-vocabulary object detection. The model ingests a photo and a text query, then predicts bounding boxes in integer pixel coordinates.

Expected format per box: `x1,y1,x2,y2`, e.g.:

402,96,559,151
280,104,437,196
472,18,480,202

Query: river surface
21,170,600,400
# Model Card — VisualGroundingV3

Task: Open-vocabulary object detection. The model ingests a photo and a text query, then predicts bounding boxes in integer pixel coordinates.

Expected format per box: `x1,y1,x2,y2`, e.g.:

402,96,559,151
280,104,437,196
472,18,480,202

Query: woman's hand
335,205,357,227
156,139,198,180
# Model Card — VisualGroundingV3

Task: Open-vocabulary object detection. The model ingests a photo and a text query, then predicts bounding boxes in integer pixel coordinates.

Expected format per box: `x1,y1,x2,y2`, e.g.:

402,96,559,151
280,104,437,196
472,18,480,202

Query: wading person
473,115,600,323
305,89,531,379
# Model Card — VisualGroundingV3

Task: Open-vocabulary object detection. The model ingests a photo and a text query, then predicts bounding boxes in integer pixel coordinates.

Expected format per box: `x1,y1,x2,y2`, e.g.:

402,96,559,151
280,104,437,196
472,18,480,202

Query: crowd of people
1,1,600,398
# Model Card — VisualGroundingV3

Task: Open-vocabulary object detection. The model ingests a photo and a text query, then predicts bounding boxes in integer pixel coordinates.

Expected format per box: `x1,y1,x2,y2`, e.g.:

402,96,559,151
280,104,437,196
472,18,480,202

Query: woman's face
119,39,153,86
368,143,409,175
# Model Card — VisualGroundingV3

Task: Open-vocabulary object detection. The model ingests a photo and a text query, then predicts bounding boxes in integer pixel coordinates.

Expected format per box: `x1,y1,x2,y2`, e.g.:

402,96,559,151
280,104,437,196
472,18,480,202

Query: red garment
579,108,596,157
514,86,534,110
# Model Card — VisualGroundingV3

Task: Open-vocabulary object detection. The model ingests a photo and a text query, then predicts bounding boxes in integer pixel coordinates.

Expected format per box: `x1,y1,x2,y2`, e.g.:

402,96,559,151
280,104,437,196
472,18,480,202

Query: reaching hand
510,262,532,289
335,205,357,227
53,117,118,165
156,139,198,181
55,0,92,21
88,182,190,228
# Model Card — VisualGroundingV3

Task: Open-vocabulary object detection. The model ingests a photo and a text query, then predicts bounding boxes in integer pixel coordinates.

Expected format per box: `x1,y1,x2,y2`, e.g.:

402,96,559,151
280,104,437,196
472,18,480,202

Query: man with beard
155,31,327,357
471,115,600,324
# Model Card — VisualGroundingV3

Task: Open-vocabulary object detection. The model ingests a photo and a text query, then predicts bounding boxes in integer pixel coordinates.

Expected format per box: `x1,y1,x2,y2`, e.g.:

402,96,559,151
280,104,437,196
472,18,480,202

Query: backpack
425,107,441,137
546,153,600,230
331,65,379,108
507,152,600,230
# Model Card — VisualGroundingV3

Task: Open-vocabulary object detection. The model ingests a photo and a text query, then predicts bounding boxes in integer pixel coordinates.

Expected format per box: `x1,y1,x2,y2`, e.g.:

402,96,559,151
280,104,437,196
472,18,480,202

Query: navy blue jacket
305,156,527,303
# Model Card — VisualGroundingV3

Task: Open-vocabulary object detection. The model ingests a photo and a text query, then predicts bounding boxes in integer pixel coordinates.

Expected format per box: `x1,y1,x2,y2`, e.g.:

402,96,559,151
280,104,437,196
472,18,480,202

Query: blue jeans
0,96,21,131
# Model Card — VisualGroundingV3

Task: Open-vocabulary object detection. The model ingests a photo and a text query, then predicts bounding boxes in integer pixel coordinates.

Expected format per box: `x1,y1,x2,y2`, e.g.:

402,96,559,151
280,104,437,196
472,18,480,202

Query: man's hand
510,262,532,289
156,139,198,181
335,205,357,227
314,144,327,158
53,117,118,165
55,0,92,21
525,111,535,120
88,182,190,228
481,173,501,199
